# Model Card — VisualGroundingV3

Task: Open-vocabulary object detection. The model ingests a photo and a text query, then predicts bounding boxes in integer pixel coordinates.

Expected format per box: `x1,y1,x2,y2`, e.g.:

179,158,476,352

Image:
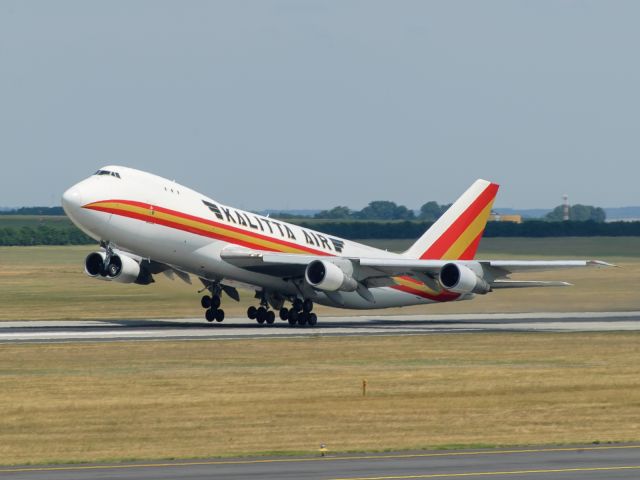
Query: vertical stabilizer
404,179,499,260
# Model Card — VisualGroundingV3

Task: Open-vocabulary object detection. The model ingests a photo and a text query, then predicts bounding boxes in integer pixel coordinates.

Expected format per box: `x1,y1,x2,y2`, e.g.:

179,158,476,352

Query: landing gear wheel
247,306,257,319
215,309,225,322
298,312,308,326
211,295,221,309
266,310,275,325
308,312,318,326
288,310,299,326
256,307,267,324
279,308,289,321
205,309,215,322
303,299,314,313
292,298,303,312
201,295,211,309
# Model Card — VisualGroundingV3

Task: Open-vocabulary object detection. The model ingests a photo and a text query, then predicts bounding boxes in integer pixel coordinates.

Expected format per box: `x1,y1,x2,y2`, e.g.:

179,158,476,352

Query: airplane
61,166,611,327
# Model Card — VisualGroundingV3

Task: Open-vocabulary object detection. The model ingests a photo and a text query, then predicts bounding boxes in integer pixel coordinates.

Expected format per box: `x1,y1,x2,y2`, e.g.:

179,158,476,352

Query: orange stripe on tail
404,180,499,261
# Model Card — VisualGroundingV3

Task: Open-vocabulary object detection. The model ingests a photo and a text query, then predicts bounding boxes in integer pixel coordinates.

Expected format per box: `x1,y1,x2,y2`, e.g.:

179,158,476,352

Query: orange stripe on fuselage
84,199,459,303
85,200,327,255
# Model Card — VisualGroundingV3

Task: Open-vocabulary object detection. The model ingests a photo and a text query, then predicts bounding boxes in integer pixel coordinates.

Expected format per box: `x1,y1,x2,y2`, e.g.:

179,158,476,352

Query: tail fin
404,179,499,260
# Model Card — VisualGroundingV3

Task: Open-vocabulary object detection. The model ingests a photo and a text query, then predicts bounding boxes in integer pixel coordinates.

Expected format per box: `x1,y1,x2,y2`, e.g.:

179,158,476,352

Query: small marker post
362,379,367,397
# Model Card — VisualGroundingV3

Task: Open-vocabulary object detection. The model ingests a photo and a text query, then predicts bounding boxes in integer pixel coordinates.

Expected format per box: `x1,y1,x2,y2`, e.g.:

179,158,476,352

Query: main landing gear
201,285,225,323
247,297,317,327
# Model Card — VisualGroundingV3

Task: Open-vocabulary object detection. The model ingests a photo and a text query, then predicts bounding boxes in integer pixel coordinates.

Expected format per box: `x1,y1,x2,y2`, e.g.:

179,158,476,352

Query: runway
0,311,639,343
1,444,640,479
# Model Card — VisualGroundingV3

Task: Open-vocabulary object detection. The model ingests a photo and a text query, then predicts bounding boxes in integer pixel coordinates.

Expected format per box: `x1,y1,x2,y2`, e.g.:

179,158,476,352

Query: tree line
312,201,607,223
0,206,65,216
2,219,640,247
0,225,92,246
314,200,451,221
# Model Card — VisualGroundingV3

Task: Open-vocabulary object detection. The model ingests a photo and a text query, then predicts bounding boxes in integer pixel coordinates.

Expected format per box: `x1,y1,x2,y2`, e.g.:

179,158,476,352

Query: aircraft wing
221,247,613,288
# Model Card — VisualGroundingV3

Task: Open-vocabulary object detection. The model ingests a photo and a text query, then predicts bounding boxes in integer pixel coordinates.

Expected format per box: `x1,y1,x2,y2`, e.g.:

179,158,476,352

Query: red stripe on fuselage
85,200,330,256
84,199,460,304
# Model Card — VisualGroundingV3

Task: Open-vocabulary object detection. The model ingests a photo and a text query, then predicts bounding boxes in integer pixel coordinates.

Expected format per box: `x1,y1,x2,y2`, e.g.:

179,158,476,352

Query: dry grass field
0,237,638,321
1,238,639,465
1,333,639,465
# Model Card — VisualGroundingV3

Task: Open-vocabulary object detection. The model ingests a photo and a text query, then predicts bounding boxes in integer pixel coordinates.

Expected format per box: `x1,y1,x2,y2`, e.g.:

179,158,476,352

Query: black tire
201,295,211,309
292,298,303,312
211,295,221,309
303,299,313,313
205,309,215,322
308,312,318,326
298,312,308,326
266,310,275,324
247,306,257,319
279,308,289,321
288,309,299,326
215,309,225,322
257,307,266,324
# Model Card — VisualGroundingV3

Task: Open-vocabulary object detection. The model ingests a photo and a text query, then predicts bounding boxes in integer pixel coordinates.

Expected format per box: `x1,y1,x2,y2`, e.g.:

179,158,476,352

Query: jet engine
305,259,358,292
439,262,491,295
84,251,153,285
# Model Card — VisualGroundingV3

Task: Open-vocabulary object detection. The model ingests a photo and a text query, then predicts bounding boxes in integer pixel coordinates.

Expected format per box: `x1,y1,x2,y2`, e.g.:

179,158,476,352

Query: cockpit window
94,169,121,179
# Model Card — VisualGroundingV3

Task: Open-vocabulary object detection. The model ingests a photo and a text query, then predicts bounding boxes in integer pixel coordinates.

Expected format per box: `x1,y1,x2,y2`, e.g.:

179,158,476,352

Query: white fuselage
62,166,465,309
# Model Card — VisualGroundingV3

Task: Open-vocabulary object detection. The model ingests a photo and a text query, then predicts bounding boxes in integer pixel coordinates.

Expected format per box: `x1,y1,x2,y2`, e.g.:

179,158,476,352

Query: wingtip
588,260,618,268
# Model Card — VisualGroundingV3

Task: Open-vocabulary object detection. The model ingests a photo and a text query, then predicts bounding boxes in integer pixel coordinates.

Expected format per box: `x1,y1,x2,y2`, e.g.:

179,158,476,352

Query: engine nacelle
84,252,109,280
84,251,153,285
305,259,358,292
439,262,491,295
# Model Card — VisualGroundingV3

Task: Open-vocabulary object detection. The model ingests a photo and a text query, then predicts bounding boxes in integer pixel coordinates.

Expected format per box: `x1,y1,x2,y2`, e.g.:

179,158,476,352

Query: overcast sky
1,1,638,210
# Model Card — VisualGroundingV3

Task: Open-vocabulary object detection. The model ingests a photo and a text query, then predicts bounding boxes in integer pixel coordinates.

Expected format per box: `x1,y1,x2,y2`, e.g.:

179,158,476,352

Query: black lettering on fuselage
222,207,236,224
235,211,247,227
330,238,344,253
262,218,274,234
273,221,285,237
243,213,259,230
284,224,296,240
303,230,315,246
254,216,265,231
317,234,332,251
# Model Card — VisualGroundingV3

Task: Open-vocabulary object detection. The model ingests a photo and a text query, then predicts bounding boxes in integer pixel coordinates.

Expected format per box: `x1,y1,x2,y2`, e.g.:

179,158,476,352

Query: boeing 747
62,166,610,326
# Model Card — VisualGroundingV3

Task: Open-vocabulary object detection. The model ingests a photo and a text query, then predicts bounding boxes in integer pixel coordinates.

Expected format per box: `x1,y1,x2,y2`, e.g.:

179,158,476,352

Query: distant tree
356,201,415,220
418,201,450,221
314,206,352,219
270,212,299,219
1,206,65,216
545,204,606,223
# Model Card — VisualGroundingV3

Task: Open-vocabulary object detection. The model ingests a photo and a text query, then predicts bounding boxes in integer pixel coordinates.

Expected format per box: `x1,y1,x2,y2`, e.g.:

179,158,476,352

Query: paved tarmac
1,444,639,479
0,311,639,344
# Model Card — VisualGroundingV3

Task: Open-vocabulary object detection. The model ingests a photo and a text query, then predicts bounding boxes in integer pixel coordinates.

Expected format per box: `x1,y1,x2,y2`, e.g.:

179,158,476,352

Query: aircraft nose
61,184,84,218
